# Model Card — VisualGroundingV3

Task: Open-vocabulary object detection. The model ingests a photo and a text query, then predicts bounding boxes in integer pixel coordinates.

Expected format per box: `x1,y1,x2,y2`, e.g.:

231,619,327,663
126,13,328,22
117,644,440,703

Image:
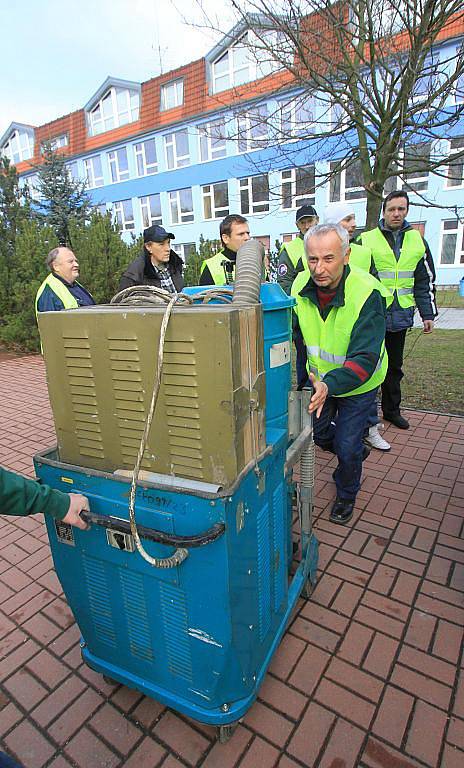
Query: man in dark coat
119,225,184,293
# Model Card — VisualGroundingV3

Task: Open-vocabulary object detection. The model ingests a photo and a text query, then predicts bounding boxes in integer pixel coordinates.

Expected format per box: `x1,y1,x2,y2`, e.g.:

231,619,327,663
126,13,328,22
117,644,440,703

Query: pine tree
34,143,91,246
0,157,31,316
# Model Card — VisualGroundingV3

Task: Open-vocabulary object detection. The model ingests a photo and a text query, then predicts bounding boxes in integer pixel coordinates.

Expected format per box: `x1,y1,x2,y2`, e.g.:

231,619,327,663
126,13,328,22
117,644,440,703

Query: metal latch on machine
106,529,136,552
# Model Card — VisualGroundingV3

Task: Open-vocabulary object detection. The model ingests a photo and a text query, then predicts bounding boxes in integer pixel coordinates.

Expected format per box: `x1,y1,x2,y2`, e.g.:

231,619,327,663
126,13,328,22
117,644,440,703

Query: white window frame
401,142,431,191
237,105,268,152
454,45,464,104
66,162,78,181
169,188,194,224
134,139,158,176
139,194,162,228
47,134,68,151
198,118,227,162
329,160,366,202
439,219,464,267
107,147,130,183
279,97,316,139
164,130,190,170
161,79,184,110
172,242,196,263
2,129,34,164
113,199,135,232
445,137,464,189
202,181,229,220
212,34,251,93
239,174,270,215
88,87,139,136
83,155,104,188
281,166,316,209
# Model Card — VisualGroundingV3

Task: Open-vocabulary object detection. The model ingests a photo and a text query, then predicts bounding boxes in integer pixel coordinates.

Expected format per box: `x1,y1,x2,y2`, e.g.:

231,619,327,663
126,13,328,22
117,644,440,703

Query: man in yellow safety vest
292,223,389,525
199,215,250,285
359,191,437,430
35,247,95,314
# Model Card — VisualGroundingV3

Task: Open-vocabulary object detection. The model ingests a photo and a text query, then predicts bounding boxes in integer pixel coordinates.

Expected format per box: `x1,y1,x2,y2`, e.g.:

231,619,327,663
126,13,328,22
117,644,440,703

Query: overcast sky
0,0,236,139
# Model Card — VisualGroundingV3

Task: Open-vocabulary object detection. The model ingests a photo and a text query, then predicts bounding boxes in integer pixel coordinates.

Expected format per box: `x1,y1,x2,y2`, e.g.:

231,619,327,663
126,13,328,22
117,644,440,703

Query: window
66,162,79,180
402,142,431,191
237,105,268,151
140,194,162,228
45,134,68,151
198,119,227,161
88,86,139,136
2,129,34,163
161,79,184,110
94,203,107,216
24,173,40,201
134,139,157,176
279,97,315,138
439,219,464,266
172,242,196,262
240,174,270,214
330,160,365,201
164,130,190,169
169,188,194,224
455,46,464,103
83,155,104,188
281,166,316,209
446,137,464,188
202,182,229,220
113,199,135,231
211,30,280,94
108,147,130,183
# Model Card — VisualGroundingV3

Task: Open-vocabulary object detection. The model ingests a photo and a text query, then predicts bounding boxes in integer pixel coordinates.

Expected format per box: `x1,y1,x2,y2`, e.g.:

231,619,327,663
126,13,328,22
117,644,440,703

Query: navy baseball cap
143,224,175,243
295,204,318,223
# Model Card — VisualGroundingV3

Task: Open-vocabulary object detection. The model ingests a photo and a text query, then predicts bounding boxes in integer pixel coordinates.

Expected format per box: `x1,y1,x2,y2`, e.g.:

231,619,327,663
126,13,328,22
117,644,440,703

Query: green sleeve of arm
0,466,70,520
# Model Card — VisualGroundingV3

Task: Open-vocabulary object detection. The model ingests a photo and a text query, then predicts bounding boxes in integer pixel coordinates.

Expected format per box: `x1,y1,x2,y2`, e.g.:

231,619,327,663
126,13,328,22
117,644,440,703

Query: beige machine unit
38,304,266,487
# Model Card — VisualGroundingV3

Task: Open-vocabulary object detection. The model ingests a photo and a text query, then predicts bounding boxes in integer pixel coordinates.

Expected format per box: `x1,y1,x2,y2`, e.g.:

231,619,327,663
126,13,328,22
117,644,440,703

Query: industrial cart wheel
217,723,238,743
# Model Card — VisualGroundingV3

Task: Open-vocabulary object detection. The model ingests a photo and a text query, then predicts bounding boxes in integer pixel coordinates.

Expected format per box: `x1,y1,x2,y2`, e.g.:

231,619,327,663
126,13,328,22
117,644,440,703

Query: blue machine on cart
35,275,318,741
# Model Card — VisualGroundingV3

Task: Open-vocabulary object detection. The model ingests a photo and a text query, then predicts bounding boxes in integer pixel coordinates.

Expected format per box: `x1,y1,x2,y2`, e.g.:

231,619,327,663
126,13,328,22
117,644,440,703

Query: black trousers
381,329,408,418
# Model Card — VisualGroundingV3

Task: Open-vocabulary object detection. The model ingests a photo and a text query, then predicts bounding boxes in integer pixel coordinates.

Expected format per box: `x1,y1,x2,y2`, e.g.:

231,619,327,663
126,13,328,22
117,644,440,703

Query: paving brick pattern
0,355,463,768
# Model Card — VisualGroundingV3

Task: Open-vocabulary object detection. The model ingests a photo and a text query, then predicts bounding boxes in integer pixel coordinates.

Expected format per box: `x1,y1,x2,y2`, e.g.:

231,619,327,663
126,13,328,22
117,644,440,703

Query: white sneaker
364,424,391,451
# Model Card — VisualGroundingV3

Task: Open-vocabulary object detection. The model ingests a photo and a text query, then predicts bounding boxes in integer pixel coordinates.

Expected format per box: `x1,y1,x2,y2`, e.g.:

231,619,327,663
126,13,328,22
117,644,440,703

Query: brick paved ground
0,355,463,768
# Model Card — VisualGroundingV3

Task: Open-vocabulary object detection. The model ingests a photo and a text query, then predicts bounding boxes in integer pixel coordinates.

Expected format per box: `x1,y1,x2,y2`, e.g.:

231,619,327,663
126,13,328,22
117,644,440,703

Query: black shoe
330,497,355,525
384,413,409,430
361,444,371,461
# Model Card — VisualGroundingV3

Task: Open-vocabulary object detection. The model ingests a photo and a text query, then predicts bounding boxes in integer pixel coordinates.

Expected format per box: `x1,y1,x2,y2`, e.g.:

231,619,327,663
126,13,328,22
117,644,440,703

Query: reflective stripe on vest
360,228,425,309
35,273,79,316
291,267,388,397
200,251,233,285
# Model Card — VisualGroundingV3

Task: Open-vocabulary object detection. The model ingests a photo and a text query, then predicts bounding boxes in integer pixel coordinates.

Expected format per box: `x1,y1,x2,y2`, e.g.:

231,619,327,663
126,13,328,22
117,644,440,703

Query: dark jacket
1,466,69,519
36,274,95,312
357,220,437,332
119,250,184,292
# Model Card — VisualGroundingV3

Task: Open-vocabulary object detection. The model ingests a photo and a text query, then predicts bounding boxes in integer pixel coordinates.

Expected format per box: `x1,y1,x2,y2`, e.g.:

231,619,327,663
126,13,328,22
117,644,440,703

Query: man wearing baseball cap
277,204,319,388
119,224,184,293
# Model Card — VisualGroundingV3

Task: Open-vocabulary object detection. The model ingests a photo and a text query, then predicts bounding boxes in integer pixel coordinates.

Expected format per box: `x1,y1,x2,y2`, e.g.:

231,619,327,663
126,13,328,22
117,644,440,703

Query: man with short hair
199,214,250,285
359,191,437,429
291,224,389,524
35,247,95,313
278,204,319,388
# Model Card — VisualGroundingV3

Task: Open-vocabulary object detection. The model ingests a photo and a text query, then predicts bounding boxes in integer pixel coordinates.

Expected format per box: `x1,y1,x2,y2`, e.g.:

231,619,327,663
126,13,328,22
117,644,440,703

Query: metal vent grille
272,483,286,612
63,337,103,458
257,503,271,642
163,340,204,479
107,337,151,468
119,570,153,661
82,556,116,647
159,582,192,681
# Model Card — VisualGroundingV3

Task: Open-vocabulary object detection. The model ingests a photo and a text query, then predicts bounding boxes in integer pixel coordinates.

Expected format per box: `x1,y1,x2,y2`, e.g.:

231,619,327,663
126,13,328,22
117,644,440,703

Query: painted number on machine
270,342,291,368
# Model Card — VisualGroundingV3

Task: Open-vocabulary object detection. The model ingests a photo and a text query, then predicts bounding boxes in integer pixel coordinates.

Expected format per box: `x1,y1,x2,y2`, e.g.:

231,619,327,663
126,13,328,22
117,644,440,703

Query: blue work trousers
313,388,378,501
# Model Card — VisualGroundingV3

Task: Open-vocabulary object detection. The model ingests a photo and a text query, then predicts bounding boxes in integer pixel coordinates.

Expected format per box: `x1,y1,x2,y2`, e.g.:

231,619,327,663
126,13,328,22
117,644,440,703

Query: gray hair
46,247,61,271
304,223,350,257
